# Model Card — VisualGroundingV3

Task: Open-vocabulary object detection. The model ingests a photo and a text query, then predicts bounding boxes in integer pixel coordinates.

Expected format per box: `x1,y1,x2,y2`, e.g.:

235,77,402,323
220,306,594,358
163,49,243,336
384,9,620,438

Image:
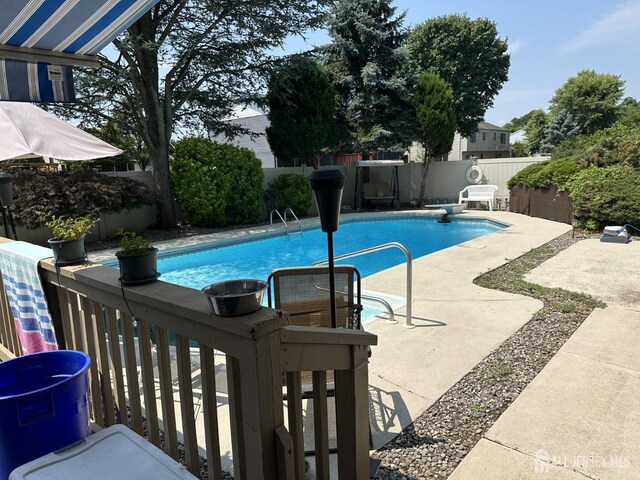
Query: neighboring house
210,106,276,168
510,129,527,143
447,121,510,160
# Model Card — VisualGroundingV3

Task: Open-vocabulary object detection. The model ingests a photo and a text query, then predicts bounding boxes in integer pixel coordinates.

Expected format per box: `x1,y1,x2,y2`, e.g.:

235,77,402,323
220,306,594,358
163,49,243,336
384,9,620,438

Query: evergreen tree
412,72,456,205
540,110,581,153
323,0,415,153
266,57,340,168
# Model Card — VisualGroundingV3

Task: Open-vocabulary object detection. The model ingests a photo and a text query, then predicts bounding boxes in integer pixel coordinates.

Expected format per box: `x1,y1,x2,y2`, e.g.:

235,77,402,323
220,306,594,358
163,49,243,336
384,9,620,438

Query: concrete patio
449,238,640,479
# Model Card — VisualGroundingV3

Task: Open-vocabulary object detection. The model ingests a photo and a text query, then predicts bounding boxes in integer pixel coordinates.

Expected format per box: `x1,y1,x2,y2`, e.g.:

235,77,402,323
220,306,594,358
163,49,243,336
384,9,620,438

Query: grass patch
475,240,605,323
494,360,512,377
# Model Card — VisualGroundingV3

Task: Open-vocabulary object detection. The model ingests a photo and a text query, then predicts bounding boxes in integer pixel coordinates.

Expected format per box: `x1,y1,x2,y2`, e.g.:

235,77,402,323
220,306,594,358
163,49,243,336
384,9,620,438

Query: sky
281,0,640,127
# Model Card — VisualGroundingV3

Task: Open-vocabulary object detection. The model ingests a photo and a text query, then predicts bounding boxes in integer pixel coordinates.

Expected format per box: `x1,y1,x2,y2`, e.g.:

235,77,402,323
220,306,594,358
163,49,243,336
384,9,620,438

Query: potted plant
46,215,99,265
115,229,159,285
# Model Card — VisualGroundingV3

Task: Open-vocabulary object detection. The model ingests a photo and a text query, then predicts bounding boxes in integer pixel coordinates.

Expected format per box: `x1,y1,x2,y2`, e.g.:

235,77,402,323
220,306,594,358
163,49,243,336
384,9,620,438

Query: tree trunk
149,142,177,228
127,14,177,228
418,159,432,207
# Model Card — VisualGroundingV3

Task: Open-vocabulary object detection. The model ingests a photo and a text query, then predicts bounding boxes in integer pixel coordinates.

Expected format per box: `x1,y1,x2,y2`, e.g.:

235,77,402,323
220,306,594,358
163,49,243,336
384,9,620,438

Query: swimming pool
156,215,504,290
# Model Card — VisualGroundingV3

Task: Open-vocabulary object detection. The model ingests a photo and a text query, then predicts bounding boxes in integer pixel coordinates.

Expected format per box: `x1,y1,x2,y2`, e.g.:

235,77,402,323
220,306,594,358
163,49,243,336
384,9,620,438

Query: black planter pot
116,248,159,285
48,237,87,265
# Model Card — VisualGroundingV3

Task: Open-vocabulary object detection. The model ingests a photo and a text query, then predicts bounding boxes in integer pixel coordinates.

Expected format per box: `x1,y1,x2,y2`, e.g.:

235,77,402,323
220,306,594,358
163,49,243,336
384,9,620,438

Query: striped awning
0,0,159,102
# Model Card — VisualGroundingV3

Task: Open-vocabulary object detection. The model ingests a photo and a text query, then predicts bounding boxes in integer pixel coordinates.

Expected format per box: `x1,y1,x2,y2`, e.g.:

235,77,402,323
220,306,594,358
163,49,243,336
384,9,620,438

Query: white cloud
561,1,640,54
507,39,522,55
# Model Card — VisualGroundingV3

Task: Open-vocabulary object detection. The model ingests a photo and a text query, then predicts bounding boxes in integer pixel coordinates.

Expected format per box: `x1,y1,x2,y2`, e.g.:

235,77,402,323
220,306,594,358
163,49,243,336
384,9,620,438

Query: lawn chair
267,264,364,398
267,265,380,477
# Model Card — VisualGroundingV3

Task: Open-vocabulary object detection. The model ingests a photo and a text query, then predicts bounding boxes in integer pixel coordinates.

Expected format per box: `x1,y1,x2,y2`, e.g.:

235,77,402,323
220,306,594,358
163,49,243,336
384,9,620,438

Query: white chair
459,185,499,211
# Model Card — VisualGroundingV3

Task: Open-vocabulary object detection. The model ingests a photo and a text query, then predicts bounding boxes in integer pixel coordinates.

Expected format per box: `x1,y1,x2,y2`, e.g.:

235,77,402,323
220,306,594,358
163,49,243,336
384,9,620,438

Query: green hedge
12,169,157,228
507,158,580,191
172,138,264,227
265,173,311,218
569,165,640,229
507,121,640,229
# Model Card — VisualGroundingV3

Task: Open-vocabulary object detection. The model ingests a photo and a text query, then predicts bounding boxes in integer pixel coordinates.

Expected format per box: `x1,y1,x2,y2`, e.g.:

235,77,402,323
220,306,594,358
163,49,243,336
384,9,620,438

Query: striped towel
0,242,58,354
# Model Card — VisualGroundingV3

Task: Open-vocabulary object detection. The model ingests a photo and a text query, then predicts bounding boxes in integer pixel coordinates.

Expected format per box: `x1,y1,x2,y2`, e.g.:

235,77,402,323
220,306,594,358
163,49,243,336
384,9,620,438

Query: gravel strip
372,231,604,479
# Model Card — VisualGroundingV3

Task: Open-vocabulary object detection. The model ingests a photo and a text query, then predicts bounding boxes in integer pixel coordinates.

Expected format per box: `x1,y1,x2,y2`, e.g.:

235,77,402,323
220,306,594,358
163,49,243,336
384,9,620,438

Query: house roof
477,121,509,131
224,105,266,120
510,129,527,143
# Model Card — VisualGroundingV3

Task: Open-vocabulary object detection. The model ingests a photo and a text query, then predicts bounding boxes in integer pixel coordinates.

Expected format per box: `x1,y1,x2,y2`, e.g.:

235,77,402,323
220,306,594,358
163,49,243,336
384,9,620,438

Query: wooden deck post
228,329,286,479
335,344,371,479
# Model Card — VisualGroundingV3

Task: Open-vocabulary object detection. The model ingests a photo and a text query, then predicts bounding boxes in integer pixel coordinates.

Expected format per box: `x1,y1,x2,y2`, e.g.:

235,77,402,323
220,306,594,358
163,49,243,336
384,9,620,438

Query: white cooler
9,424,198,479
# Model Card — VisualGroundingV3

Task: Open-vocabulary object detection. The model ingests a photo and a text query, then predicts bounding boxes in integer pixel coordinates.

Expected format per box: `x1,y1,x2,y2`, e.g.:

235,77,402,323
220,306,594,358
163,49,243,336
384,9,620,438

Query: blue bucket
0,350,91,479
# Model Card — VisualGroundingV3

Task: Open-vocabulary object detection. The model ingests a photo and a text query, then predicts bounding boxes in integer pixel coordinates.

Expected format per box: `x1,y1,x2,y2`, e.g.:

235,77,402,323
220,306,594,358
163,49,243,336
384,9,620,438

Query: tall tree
412,72,456,206
503,110,540,133
617,96,640,127
540,110,581,153
323,0,415,153
550,70,624,135
265,57,340,168
56,0,331,227
524,109,549,155
406,14,510,137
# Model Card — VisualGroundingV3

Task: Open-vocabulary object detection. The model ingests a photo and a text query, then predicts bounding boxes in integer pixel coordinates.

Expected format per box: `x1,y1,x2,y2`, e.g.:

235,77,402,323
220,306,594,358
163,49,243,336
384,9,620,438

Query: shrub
265,173,311,218
507,158,580,191
569,165,640,228
215,146,264,225
510,141,529,158
12,169,157,228
172,138,263,227
552,122,640,168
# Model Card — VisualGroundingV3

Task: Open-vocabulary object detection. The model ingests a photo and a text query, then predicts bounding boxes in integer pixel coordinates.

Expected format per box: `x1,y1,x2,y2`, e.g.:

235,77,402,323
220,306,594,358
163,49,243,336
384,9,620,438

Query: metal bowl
202,279,267,317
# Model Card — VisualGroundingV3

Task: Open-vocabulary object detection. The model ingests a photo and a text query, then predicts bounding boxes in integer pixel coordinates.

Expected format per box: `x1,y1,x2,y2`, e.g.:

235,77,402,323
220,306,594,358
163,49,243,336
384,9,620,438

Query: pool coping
90,209,511,264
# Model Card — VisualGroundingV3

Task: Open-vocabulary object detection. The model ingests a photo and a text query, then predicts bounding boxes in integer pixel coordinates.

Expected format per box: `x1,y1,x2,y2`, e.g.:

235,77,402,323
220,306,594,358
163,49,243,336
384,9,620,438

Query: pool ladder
270,208,302,234
314,242,414,328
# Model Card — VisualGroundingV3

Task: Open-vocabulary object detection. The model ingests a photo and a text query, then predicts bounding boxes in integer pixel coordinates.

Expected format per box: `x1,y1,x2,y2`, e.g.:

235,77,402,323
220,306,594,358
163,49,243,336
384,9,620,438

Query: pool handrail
360,292,396,324
283,208,302,233
269,209,289,233
313,241,413,328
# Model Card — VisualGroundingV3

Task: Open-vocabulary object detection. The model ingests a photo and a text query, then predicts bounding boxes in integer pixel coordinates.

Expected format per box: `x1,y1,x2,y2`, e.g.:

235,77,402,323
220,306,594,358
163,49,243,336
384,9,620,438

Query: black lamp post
309,169,345,328
0,173,16,240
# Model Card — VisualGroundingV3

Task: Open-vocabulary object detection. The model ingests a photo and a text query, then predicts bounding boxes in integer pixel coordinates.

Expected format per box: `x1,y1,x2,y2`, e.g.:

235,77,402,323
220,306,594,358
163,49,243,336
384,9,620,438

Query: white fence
262,156,546,213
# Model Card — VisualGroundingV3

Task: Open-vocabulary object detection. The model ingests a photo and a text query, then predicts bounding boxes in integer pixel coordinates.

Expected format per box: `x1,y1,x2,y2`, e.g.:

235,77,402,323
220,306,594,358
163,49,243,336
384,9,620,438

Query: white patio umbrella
0,102,122,161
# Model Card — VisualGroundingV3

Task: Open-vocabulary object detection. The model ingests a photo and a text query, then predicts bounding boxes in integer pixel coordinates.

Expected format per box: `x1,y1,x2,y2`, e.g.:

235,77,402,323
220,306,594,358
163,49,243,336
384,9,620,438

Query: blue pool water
157,216,504,290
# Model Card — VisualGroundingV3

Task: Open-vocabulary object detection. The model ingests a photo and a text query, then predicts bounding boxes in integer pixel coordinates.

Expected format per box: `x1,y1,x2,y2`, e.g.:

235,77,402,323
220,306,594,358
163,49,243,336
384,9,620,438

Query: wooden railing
0,251,377,480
